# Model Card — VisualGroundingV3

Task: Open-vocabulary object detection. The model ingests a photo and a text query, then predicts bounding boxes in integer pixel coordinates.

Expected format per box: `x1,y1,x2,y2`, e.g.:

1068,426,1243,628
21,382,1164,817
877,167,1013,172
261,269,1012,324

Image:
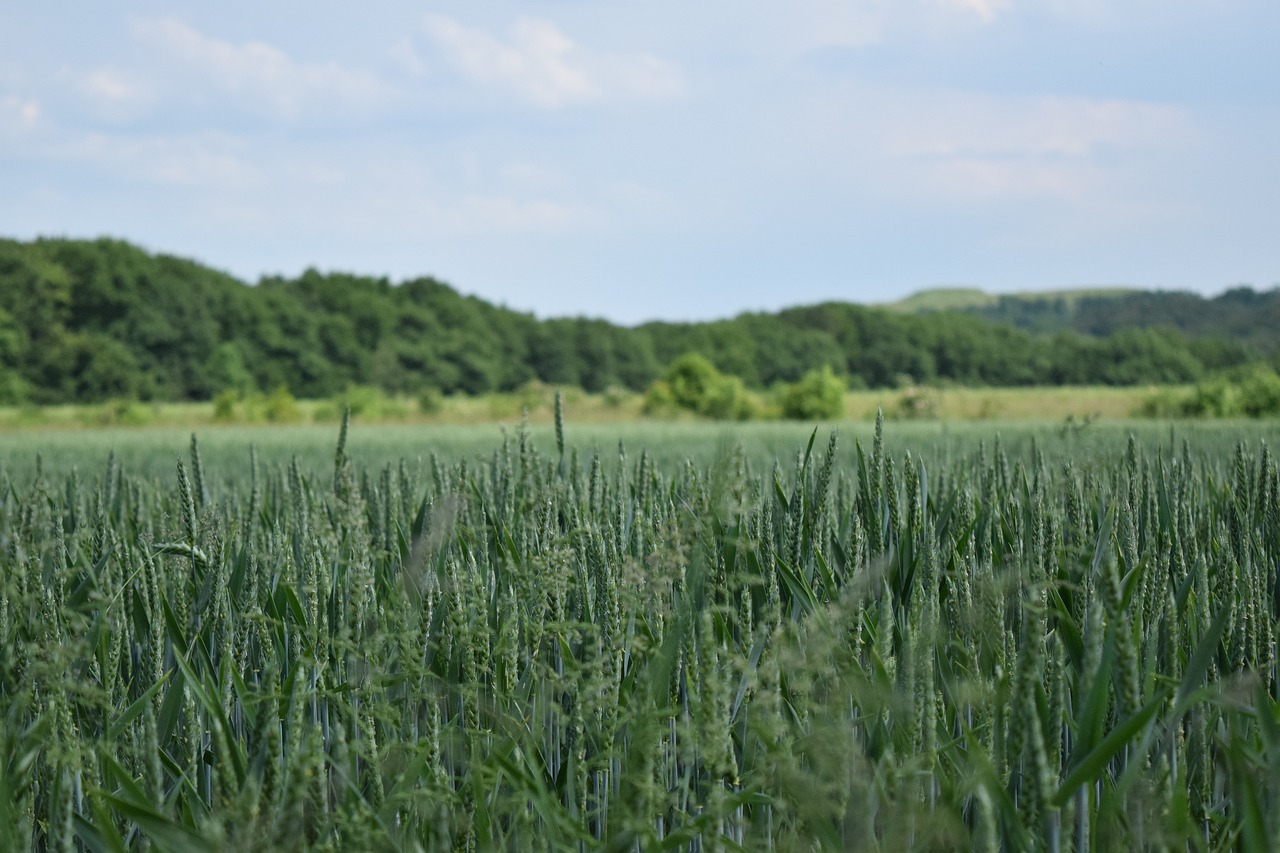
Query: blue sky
2,2,1277,323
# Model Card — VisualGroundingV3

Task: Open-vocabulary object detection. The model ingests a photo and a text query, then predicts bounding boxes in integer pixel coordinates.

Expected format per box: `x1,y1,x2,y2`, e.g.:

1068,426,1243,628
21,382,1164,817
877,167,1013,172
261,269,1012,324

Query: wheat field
1,407,1278,850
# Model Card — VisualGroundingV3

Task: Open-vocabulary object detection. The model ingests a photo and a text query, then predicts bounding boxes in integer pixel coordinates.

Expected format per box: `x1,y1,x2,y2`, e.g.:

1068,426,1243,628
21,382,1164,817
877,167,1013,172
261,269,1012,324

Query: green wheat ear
555,388,565,465
3,419,1276,850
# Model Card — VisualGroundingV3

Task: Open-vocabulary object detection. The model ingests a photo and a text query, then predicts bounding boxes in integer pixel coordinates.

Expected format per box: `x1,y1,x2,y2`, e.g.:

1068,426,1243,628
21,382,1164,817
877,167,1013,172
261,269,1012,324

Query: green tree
781,365,845,420
648,353,754,420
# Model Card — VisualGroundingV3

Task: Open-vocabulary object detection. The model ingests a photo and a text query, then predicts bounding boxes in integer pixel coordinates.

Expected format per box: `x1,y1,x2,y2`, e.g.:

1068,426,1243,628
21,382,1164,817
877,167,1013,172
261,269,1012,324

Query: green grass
5,416,1277,485
883,286,1140,313
0,384,1175,434
2,414,1279,850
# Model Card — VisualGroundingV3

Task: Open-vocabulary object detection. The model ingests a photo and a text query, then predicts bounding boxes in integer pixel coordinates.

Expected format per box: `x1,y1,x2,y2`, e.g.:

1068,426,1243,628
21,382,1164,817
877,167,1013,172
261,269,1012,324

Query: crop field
1,410,1279,850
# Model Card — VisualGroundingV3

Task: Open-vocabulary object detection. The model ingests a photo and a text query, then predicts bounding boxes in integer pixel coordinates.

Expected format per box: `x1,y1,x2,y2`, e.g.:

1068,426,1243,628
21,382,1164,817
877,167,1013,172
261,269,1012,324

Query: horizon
3,2,1277,324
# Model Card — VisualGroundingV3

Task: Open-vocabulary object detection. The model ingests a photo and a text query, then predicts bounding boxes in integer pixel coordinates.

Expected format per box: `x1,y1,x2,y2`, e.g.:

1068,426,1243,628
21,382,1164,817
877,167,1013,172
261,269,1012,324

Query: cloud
936,0,1012,22
420,15,682,108
129,17,387,118
69,67,157,120
873,92,1195,202
772,0,1014,52
1,94,41,132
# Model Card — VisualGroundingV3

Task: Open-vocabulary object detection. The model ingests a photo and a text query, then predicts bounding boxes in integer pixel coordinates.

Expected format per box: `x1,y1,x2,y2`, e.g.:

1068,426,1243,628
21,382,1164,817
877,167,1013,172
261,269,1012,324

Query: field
0,384,1166,434
2,411,1279,850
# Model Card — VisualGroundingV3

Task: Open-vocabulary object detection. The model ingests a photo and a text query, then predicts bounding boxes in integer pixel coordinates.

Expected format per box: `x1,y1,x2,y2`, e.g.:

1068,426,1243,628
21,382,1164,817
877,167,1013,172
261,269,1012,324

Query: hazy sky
2,2,1277,323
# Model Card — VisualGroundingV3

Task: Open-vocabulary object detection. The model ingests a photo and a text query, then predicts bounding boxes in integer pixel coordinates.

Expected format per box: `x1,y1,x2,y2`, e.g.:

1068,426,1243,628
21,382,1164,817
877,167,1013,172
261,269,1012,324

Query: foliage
93,398,153,426
1,421,1279,849
913,285,1280,355
1143,365,1280,418
780,365,845,420
244,385,303,423
0,237,1277,408
646,353,755,419
315,385,409,422
212,390,239,422
417,387,445,415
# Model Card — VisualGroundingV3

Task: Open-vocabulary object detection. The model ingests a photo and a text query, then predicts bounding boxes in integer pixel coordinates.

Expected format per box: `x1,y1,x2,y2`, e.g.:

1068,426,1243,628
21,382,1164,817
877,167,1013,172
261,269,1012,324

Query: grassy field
3,414,1275,486
0,384,1169,433
880,286,1139,313
2,413,1279,849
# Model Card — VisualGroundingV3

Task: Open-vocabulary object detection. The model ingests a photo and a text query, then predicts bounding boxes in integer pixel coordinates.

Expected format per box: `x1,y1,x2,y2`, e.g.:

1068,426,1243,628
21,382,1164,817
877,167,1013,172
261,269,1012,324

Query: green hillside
0,236,1276,406
884,285,1280,348
884,286,1141,314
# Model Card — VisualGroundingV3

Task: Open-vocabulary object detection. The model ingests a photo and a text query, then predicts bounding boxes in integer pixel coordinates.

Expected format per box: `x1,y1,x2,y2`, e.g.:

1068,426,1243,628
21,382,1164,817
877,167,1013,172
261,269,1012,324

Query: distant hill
885,286,1280,350
884,286,1140,314
0,236,1275,405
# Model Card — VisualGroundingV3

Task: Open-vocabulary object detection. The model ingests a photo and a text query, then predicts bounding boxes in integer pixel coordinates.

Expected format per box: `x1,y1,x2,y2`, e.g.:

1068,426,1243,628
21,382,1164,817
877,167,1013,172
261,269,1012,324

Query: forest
1,236,1277,405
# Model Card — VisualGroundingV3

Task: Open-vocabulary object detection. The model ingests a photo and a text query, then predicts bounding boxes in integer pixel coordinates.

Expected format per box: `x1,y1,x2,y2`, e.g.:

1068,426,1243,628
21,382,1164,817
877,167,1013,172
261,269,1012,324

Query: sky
2,2,1277,324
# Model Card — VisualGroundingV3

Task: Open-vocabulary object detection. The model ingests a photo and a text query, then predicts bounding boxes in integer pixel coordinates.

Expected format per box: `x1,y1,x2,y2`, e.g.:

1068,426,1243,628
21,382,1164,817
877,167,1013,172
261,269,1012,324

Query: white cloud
766,0,1014,53
68,67,157,121
1,94,41,131
420,15,682,108
874,92,1194,202
937,0,1012,22
129,17,387,118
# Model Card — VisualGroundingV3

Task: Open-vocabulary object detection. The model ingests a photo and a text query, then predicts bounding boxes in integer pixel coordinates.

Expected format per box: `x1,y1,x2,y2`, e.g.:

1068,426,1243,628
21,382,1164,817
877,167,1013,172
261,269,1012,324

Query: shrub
1182,376,1241,417
1140,365,1280,419
780,366,845,420
666,353,722,411
213,390,239,422
93,398,153,427
642,380,677,415
0,370,27,406
1238,365,1280,417
645,353,755,420
418,387,445,415
1139,387,1190,418
263,385,302,423
320,385,408,421
703,374,755,420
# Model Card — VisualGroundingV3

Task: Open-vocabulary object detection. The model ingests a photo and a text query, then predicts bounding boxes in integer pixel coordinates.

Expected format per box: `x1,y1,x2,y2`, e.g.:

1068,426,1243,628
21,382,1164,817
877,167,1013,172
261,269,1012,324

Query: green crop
1,412,1278,850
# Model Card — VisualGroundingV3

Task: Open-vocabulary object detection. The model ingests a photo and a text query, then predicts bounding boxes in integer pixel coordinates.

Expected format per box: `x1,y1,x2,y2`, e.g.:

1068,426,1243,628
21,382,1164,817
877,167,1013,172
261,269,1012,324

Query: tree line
1,237,1275,405
941,288,1280,354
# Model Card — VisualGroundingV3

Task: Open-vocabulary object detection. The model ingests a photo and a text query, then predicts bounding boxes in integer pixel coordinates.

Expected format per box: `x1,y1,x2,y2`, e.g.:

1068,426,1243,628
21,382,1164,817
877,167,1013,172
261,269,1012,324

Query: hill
886,285,1280,348
0,236,1275,405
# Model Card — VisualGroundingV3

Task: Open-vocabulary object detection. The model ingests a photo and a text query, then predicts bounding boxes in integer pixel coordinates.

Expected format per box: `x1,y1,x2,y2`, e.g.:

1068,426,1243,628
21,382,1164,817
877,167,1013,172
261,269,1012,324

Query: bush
93,399,153,427
1140,365,1280,419
213,390,240,422
642,380,677,415
645,353,755,420
263,386,302,423
666,353,722,411
780,366,845,420
703,375,755,420
418,387,445,415
0,369,27,406
1238,365,1280,417
1182,377,1241,417
319,385,408,421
